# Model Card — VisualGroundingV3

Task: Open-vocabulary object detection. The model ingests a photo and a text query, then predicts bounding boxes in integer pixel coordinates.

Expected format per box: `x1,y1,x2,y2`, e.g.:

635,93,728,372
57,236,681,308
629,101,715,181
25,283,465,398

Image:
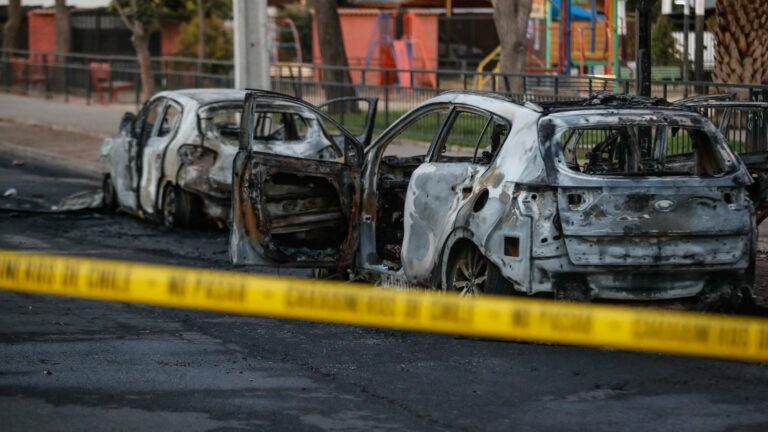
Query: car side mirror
119,112,136,137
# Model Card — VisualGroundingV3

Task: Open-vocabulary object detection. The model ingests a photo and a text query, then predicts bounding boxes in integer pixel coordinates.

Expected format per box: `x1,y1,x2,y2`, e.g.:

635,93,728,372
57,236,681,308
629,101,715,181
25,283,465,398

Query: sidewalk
0,93,129,137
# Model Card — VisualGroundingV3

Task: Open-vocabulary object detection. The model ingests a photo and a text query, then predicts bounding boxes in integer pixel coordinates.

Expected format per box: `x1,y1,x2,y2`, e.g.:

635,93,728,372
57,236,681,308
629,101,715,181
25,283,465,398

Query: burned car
100,89,247,227
232,91,759,305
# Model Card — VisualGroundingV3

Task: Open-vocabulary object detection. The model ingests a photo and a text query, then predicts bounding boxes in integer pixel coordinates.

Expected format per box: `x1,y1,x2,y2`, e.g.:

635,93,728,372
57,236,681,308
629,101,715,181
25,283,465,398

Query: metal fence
3,48,768,143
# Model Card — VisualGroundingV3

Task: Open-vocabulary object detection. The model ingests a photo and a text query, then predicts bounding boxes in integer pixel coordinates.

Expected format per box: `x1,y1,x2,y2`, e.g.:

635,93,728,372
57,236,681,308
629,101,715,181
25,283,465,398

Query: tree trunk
713,0,768,90
2,0,22,53
491,0,533,96
131,24,155,100
314,0,356,99
54,0,70,90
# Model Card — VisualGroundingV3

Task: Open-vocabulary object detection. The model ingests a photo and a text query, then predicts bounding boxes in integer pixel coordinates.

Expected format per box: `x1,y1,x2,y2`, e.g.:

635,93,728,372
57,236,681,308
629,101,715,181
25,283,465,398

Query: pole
545,0,552,69
233,0,270,89
683,0,690,83
694,0,704,83
612,0,620,80
564,0,572,74
636,0,655,97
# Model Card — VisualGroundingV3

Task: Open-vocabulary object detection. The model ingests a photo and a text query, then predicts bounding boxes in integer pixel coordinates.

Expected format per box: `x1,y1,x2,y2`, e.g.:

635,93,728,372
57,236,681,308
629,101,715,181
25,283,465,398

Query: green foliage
173,15,233,64
276,3,313,62
651,15,681,66
172,0,232,20
111,0,166,32
112,0,230,30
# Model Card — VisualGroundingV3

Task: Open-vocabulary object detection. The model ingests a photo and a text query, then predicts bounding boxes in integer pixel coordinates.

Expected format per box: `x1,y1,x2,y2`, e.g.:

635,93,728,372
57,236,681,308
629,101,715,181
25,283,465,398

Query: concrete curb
0,141,101,179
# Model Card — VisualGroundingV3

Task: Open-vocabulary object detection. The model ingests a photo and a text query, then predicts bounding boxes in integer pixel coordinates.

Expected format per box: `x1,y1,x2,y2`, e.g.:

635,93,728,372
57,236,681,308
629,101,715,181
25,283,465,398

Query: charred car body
232,91,761,304
100,89,247,227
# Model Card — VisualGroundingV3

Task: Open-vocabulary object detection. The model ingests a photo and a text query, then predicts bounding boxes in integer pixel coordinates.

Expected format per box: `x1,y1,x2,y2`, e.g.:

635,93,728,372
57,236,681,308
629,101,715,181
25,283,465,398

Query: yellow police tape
0,249,767,362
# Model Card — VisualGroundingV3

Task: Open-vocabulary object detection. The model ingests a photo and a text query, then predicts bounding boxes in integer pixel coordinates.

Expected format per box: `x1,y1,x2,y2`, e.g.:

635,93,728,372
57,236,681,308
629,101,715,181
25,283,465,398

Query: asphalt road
1,156,768,431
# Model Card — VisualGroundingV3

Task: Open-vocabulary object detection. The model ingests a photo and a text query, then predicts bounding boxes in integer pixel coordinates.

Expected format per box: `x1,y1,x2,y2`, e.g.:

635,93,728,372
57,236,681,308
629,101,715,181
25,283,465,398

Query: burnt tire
102,175,117,211
444,242,512,296
162,185,200,229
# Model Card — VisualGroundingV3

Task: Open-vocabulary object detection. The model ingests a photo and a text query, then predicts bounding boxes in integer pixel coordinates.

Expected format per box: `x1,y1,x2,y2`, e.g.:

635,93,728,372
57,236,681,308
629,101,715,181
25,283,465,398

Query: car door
107,98,162,211
138,99,183,214
318,97,378,147
231,92,364,268
402,106,511,284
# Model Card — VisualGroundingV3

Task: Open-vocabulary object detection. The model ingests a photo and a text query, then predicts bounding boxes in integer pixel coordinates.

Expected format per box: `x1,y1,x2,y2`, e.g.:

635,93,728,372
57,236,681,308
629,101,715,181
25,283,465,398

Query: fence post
108,59,114,102
64,60,69,103
86,67,92,105
4,58,10,92
24,60,30,95
554,76,559,98
44,56,51,99
384,70,390,126
662,82,667,100
297,64,303,99
134,69,140,106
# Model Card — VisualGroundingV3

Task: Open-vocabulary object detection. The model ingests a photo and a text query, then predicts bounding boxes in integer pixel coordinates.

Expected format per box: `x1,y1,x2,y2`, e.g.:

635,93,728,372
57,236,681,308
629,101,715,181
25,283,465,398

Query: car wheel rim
164,189,175,228
449,247,487,297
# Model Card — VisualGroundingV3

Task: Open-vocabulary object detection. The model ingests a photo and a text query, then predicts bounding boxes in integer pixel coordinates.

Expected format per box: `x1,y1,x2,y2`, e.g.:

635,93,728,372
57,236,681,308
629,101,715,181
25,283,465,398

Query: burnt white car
231,91,760,306
100,89,246,227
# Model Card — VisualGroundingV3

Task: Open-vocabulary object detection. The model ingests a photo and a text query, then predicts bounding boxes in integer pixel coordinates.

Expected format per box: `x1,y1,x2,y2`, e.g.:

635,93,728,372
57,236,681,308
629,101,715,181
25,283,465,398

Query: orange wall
27,11,56,53
312,9,439,86
161,22,182,57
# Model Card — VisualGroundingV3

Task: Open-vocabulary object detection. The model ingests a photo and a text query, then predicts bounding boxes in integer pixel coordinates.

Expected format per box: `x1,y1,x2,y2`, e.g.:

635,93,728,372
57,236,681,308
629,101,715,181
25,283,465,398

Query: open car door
676,99,768,223
231,91,364,269
318,96,379,148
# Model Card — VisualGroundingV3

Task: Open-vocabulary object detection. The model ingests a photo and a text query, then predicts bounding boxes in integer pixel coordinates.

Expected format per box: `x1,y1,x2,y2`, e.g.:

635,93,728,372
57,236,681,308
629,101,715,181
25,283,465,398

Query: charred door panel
235,152,360,266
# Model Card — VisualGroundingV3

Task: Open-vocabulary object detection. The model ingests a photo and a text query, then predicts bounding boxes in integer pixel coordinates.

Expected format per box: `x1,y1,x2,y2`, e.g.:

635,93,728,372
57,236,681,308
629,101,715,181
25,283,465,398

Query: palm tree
713,0,768,87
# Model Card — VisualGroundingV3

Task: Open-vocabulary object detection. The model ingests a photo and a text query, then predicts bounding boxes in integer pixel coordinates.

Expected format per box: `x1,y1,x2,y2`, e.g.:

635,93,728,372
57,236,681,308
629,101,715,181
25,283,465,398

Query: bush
651,16,682,66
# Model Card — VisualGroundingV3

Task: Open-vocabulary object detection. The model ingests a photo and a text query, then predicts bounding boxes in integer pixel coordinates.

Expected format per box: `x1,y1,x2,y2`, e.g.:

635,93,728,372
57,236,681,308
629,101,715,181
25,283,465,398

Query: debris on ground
0,189,102,213
11,159,25,166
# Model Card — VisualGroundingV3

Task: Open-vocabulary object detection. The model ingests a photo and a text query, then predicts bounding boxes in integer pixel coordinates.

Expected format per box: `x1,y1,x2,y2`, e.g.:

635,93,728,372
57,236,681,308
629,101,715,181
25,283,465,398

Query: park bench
88,62,134,103
10,56,47,89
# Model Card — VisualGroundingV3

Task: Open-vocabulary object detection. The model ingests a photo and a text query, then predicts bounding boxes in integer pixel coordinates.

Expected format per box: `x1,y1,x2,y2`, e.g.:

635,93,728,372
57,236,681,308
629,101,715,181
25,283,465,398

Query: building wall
27,9,56,53
312,8,438,86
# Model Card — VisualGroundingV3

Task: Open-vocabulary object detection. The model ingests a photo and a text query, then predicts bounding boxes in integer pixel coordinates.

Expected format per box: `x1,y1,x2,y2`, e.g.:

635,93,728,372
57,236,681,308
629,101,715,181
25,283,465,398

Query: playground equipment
270,17,312,79
362,12,436,88
476,0,622,90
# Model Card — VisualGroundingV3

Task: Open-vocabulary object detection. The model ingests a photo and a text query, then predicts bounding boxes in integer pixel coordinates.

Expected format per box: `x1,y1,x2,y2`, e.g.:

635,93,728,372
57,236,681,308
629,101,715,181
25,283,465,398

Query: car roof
157,88,247,106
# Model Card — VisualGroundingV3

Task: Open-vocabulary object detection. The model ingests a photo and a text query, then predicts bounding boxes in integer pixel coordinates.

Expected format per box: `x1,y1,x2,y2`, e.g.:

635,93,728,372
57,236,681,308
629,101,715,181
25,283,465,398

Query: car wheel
444,242,511,296
162,185,196,229
102,176,117,211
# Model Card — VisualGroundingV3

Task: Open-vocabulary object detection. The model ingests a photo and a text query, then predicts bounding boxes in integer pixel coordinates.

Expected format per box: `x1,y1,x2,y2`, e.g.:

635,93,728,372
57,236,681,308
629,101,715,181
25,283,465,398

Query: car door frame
355,102,455,274
232,90,366,268
137,97,184,215
400,104,510,284
317,96,379,148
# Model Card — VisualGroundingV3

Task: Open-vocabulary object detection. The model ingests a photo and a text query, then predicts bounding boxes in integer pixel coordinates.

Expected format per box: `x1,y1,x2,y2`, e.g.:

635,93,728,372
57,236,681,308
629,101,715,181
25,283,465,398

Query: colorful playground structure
310,1,624,89
478,0,623,89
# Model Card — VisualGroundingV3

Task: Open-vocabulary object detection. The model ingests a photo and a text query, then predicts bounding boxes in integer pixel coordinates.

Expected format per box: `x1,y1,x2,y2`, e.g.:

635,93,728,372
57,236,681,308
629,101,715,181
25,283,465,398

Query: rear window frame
542,110,741,179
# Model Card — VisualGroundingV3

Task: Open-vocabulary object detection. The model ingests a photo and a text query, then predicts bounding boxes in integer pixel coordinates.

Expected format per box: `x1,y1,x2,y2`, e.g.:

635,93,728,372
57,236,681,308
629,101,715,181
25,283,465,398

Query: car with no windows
231,91,763,307
100,89,248,227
